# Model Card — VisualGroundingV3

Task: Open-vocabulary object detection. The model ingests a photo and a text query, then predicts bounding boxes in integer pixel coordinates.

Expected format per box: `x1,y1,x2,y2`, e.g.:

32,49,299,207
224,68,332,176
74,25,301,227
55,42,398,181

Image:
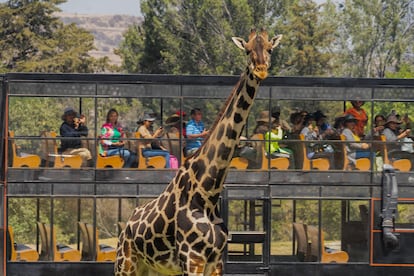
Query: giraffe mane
188,78,242,157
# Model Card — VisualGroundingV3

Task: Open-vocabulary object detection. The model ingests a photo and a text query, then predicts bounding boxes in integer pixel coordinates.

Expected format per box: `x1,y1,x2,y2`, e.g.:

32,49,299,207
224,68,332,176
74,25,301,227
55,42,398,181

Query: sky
0,0,142,16
59,0,141,16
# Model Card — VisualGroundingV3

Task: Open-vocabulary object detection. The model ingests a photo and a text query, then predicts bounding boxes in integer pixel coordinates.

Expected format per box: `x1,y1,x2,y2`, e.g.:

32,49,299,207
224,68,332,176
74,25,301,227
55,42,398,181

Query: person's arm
343,129,367,149
100,126,114,146
77,125,88,137
60,123,78,137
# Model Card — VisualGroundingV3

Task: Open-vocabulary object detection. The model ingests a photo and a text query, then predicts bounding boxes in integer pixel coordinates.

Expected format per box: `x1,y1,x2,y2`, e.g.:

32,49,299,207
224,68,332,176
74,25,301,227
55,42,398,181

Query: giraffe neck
180,69,260,205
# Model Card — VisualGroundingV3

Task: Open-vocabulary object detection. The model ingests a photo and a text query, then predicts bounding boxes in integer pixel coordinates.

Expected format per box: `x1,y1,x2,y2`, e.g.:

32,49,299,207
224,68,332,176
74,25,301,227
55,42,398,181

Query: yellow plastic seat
95,135,125,168
307,225,349,263
229,157,249,169
299,134,330,171
135,132,167,169
380,135,411,172
78,222,116,262
292,223,310,262
255,134,289,170
9,131,41,168
95,147,125,168
340,134,370,171
37,222,81,262
40,131,82,168
8,226,39,262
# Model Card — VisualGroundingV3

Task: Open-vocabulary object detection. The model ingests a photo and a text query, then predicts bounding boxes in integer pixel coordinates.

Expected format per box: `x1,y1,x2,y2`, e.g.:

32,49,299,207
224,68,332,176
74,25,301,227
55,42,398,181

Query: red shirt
345,108,368,137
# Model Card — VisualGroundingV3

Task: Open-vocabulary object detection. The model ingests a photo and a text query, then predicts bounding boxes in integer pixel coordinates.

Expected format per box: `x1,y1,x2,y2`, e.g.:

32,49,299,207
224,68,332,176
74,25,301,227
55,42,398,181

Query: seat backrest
40,131,56,166
254,133,268,169
299,134,311,170
8,226,17,261
78,222,93,260
135,132,145,168
43,223,61,261
292,222,309,262
339,134,349,170
9,131,18,160
48,131,59,154
37,221,50,260
85,223,99,257
306,225,320,262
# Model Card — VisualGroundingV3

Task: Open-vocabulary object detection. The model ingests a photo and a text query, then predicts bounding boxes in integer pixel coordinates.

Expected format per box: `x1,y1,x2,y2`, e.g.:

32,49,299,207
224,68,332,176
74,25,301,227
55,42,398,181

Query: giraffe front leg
211,261,223,276
114,234,140,276
183,255,206,276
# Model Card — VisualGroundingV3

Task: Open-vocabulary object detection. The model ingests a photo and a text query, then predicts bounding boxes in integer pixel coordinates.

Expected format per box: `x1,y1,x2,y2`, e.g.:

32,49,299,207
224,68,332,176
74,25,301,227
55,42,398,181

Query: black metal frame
3,73,414,275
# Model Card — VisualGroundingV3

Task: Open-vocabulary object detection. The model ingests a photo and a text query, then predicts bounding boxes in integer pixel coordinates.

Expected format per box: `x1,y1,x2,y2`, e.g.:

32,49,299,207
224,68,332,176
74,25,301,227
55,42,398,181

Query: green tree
336,0,414,78
386,63,414,78
0,0,111,73
118,0,283,75
271,0,337,76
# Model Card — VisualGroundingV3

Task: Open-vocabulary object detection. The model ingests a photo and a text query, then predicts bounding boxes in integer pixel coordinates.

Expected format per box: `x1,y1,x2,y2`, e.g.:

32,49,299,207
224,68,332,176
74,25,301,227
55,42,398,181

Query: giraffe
115,29,282,276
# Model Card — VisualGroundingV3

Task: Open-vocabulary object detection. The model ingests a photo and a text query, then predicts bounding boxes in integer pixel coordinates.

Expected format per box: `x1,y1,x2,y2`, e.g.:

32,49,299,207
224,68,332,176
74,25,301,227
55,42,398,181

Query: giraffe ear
270,34,283,49
232,37,246,50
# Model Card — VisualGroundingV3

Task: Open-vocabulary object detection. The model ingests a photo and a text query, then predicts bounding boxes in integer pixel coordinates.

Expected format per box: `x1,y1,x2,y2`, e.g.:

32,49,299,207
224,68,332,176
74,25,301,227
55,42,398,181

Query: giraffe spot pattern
191,191,206,208
187,231,199,244
177,210,193,232
217,142,232,160
206,144,216,163
153,215,166,232
236,95,250,110
234,112,243,123
246,82,256,98
194,160,206,182
201,175,215,191
216,125,225,141
153,237,169,252
165,195,175,220
115,30,276,276
215,168,227,189
225,127,238,141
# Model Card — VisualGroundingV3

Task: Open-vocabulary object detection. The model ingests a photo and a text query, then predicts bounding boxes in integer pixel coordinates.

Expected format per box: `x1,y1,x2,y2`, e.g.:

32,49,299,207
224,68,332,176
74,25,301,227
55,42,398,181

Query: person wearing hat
59,107,92,167
314,110,335,140
100,108,136,168
185,108,209,156
271,106,291,133
289,111,306,135
341,114,371,169
163,111,187,160
300,111,335,167
137,112,170,168
344,100,368,138
264,118,294,168
383,114,412,153
253,110,275,135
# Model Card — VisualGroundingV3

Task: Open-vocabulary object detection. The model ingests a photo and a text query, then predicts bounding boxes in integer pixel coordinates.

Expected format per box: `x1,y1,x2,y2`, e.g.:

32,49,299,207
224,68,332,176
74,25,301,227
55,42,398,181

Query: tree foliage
117,0,306,75
117,0,414,78
336,0,414,77
0,0,112,73
271,0,337,76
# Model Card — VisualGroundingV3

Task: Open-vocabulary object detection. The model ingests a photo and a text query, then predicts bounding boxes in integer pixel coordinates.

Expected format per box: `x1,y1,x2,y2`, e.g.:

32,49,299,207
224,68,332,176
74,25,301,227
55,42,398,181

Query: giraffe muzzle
253,65,268,80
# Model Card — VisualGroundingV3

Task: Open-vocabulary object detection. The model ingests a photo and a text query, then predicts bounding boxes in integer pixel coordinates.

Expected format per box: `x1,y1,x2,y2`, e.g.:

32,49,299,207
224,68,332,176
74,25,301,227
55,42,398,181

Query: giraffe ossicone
115,29,282,276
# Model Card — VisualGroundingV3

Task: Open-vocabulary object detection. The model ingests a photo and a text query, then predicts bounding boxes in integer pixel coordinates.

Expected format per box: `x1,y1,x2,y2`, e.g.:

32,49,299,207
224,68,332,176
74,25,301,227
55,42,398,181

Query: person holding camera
137,112,171,168
99,108,136,168
185,108,209,156
59,107,92,167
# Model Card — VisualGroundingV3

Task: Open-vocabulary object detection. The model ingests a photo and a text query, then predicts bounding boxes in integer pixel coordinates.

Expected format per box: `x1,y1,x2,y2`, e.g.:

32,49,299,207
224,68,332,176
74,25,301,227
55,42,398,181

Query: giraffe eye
267,49,273,54
245,50,251,55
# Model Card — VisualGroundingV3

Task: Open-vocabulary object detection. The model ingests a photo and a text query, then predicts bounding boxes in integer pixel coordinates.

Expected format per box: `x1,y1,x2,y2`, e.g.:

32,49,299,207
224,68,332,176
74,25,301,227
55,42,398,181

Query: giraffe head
232,28,282,81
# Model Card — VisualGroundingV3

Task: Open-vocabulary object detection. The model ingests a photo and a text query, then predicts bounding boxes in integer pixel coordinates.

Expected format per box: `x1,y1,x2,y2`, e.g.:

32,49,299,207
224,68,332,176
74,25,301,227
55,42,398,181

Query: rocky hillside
57,13,142,66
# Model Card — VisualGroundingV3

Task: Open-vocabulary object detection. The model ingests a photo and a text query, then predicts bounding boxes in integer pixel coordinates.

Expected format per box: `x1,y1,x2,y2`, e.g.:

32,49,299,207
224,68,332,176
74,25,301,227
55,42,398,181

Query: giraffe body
115,29,282,276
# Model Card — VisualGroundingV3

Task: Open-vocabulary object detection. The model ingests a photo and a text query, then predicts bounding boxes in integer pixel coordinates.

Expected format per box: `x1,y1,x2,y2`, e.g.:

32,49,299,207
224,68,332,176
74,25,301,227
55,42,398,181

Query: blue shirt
186,119,205,151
